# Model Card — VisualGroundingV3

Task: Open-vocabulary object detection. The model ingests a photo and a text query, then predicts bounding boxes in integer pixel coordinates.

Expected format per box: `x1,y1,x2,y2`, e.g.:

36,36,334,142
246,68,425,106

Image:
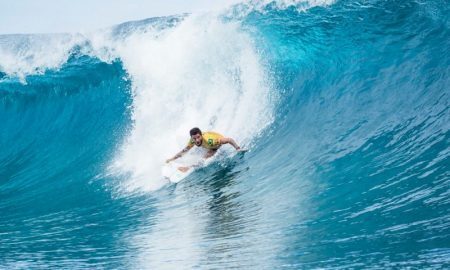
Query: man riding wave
166,127,246,172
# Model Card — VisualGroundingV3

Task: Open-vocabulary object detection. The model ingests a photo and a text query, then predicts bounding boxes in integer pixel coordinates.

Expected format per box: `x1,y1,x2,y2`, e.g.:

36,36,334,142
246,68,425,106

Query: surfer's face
192,133,203,146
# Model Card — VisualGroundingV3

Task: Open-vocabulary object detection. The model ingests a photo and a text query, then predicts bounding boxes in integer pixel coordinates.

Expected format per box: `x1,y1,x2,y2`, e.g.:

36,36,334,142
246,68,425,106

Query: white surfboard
161,163,193,183
161,149,246,184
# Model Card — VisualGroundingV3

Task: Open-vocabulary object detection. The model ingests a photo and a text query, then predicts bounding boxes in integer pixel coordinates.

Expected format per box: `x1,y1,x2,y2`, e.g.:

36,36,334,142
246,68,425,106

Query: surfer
166,127,245,172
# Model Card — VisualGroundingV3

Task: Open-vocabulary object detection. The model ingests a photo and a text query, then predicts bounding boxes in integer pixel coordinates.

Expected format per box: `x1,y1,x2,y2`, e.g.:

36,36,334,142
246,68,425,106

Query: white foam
222,0,335,18
110,14,276,191
265,0,335,9
0,0,334,82
0,34,87,82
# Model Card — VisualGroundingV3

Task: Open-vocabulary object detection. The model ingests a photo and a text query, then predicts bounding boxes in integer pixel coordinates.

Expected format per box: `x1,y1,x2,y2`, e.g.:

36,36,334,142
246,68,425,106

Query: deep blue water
1,0,449,268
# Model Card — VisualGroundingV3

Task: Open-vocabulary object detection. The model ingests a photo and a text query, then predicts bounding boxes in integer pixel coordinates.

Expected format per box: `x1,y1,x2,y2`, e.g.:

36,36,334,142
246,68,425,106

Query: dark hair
189,127,202,136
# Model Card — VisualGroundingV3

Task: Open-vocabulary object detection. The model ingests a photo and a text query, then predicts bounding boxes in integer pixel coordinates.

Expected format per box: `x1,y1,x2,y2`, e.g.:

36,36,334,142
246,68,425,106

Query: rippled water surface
1,0,449,268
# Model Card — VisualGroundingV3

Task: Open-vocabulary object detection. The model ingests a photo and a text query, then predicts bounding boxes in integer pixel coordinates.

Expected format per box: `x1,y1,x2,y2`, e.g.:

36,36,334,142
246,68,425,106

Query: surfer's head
190,127,203,146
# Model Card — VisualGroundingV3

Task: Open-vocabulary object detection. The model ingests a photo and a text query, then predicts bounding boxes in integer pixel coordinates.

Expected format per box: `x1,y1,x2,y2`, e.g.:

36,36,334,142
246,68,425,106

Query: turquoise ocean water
1,0,449,268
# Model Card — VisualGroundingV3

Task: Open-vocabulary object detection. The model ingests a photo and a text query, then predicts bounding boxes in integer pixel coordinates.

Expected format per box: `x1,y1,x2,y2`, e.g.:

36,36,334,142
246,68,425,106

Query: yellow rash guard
187,131,224,150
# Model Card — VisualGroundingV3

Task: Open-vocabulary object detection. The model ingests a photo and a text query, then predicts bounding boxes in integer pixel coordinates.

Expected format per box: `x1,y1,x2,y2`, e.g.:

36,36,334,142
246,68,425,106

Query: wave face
1,0,449,268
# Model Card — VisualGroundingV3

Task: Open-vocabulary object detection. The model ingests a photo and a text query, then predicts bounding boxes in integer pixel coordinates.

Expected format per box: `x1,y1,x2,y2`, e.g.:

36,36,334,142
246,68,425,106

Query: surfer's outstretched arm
166,145,192,163
220,137,245,151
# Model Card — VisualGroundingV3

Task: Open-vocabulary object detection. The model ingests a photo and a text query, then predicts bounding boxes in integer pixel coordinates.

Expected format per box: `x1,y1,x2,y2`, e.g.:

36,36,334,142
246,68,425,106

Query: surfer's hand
178,166,190,172
166,158,173,163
